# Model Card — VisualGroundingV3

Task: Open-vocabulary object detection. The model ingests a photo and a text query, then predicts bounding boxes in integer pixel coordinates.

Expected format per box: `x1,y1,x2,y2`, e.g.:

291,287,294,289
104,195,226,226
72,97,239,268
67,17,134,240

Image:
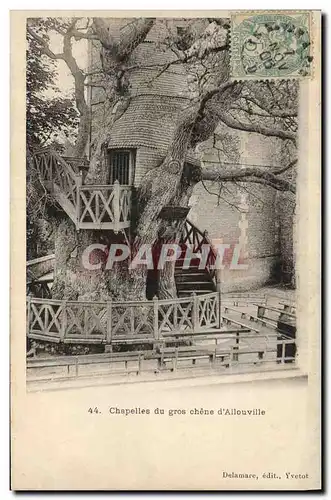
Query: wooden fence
26,291,221,345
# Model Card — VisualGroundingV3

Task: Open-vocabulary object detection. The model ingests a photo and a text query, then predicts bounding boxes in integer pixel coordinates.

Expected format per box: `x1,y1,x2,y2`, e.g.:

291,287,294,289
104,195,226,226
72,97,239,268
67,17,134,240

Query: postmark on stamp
230,12,312,79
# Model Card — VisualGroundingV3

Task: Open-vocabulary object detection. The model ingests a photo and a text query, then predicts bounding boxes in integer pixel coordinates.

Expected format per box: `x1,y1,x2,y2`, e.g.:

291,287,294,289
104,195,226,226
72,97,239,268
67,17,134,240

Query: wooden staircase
33,148,131,232
175,262,216,297
176,220,218,297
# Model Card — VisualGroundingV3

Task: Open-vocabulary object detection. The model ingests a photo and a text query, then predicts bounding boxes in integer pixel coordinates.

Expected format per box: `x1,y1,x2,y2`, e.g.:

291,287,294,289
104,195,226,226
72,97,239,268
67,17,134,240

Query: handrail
184,219,217,257
79,184,131,190
33,146,53,154
27,254,55,267
62,156,89,170
185,218,207,239
26,294,297,374
34,147,79,181
181,219,218,280
26,291,221,344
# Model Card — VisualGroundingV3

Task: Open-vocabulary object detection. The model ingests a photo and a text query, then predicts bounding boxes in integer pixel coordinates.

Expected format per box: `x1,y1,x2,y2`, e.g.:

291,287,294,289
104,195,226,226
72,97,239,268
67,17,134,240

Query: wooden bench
157,343,279,370
162,332,252,348
157,345,232,371
223,305,255,321
221,314,260,333
233,346,275,356
110,336,156,346
223,307,260,325
233,311,277,330
279,300,296,306
254,303,296,320
279,301,296,313
162,327,251,340
255,316,277,329
27,351,147,377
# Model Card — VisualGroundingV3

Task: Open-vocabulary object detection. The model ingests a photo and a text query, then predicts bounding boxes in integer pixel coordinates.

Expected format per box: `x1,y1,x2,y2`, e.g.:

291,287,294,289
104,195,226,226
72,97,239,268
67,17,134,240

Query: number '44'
88,407,100,414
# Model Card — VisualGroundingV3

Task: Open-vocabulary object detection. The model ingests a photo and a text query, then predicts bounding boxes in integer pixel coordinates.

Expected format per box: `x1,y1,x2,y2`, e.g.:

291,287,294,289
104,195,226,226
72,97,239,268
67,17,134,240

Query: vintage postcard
11,10,321,490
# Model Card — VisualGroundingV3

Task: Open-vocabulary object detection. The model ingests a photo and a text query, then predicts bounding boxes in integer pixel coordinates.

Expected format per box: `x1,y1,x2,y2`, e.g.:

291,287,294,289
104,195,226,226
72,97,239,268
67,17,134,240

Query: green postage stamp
231,12,312,79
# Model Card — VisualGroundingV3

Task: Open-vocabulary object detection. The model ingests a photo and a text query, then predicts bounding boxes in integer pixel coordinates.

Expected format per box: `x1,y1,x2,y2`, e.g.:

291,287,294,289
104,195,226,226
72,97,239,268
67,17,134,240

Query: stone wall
188,130,282,291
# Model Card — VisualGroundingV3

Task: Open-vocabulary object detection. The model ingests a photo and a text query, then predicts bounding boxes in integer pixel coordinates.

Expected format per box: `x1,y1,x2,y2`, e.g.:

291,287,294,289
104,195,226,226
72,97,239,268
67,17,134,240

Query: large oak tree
27,17,298,300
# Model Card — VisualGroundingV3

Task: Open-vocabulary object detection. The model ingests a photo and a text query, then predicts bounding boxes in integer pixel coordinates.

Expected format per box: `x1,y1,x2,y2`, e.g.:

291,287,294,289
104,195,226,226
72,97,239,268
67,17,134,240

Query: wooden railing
62,156,89,173
78,184,132,231
180,219,218,280
34,148,80,216
33,149,131,232
26,292,221,345
27,254,55,298
27,254,55,278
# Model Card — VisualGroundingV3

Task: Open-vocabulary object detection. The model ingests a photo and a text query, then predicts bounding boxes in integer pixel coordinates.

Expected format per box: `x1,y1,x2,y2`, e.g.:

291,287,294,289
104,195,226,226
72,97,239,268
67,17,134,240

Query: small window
108,149,135,185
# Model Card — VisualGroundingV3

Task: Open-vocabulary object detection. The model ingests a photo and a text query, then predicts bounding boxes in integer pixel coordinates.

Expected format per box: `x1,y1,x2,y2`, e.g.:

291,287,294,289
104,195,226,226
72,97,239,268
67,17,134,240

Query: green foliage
26,19,78,149
26,19,79,258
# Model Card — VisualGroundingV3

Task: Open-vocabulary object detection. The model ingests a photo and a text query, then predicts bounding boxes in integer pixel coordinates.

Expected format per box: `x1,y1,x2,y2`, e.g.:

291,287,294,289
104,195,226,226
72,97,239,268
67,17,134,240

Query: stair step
175,274,213,282
177,281,214,290
175,270,209,274
177,289,215,296
175,280,212,286
175,267,207,273
175,258,202,266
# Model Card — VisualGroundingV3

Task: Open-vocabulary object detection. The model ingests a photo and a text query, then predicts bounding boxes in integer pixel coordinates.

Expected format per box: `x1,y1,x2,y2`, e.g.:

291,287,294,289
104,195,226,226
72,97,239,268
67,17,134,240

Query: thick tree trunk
159,260,177,299
52,105,202,301
52,223,149,302
52,220,110,301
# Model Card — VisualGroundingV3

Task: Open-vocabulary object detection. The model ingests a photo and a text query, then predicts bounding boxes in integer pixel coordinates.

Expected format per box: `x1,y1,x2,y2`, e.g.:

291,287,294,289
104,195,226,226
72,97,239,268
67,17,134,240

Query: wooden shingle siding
129,67,189,98
106,95,187,151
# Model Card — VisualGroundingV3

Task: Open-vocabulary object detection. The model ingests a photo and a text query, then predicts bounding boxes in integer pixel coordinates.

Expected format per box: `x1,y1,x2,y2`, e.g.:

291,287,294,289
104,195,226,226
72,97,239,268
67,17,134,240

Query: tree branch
241,96,297,118
230,104,297,119
27,26,64,60
273,158,297,175
241,176,295,193
201,162,296,193
70,28,98,41
92,17,155,60
91,18,115,49
216,109,297,143
197,80,238,119
61,20,90,156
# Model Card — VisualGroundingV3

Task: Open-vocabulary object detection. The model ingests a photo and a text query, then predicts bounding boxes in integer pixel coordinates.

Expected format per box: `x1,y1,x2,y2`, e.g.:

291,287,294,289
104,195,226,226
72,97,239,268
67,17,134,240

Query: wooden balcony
33,148,132,232
77,184,131,231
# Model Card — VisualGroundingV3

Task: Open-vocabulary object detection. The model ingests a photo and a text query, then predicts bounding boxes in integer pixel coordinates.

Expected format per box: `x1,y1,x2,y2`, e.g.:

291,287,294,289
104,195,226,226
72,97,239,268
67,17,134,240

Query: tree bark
201,163,296,193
